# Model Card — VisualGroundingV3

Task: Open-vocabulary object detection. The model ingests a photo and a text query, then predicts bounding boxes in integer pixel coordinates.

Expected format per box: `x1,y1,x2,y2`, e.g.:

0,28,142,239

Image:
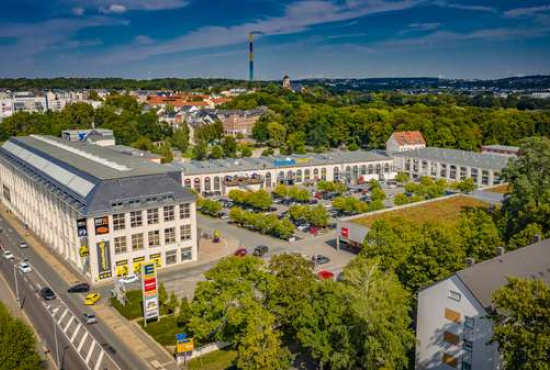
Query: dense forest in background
1,75,550,91
1,88,550,161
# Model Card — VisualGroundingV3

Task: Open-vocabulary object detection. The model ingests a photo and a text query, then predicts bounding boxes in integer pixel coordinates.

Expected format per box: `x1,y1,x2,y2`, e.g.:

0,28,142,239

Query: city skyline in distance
1,0,550,80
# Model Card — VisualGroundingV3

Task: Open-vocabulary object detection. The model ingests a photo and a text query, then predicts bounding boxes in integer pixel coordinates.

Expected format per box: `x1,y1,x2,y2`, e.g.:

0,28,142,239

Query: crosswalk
43,300,119,370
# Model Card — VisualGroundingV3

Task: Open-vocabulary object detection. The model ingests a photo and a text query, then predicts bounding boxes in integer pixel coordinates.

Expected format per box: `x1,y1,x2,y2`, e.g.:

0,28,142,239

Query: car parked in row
311,255,330,266
234,248,248,257
2,250,14,260
118,274,139,284
253,245,269,257
19,242,28,249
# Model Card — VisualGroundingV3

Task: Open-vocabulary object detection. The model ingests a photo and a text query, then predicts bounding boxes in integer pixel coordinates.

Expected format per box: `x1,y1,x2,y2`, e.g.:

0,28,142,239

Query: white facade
416,275,500,370
386,132,427,154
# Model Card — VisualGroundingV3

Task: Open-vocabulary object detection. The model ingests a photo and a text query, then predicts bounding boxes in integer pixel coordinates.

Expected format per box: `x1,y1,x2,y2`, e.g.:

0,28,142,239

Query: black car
311,255,330,265
253,245,269,257
40,287,56,300
68,282,90,293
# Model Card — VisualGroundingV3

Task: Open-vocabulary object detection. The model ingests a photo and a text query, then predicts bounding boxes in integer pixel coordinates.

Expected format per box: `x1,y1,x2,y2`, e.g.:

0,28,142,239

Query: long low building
173,151,397,196
393,147,510,187
0,135,197,283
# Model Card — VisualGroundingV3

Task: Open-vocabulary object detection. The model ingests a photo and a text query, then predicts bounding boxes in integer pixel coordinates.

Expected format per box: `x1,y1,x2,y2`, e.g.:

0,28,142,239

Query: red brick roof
391,131,426,146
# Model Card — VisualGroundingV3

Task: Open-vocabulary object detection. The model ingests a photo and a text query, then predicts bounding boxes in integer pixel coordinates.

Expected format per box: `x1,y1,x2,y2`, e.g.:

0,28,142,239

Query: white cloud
66,0,189,12
99,0,421,63
72,7,85,16
433,0,496,13
99,4,127,14
134,35,154,45
408,22,441,31
505,5,550,18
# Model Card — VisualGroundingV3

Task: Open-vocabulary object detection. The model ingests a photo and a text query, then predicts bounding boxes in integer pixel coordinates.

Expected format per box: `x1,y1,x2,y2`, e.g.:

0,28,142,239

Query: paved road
0,215,147,370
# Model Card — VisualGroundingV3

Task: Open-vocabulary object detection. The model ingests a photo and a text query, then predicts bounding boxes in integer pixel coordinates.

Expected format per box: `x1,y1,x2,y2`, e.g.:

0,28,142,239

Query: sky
1,0,550,80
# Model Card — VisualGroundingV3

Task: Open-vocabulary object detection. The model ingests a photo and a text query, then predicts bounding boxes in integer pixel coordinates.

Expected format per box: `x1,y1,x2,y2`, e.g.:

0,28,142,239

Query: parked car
83,312,98,325
19,242,28,249
84,292,101,305
317,270,335,280
253,245,269,257
17,261,32,273
311,255,330,265
234,248,248,257
68,282,90,293
297,224,310,232
2,250,14,260
307,199,319,205
119,274,139,284
39,287,56,300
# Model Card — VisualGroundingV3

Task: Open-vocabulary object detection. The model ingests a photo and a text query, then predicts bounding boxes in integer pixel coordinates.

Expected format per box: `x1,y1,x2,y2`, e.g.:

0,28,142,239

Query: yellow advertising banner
177,339,194,353
133,256,145,275
116,260,128,277
149,253,161,268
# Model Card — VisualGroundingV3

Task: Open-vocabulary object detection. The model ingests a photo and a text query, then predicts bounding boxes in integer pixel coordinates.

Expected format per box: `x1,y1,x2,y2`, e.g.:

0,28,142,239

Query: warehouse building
174,151,396,196
0,135,197,283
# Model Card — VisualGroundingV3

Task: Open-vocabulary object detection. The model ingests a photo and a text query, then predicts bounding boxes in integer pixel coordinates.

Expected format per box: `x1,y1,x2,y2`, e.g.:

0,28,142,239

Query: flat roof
394,147,510,170
174,150,392,176
456,238,550,309
482,144,520,152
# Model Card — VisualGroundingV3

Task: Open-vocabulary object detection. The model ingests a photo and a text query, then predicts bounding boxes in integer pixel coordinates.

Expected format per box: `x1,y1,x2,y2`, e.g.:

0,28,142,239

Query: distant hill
0,75,549,91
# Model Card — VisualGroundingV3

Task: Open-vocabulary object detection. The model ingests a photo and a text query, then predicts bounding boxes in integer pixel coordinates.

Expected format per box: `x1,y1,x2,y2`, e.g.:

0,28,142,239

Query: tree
158,282,168,306
0,301,42,370
507,223,544,251
489,278,550,370
167,292,179,314
457,178,475,193
501,137,550,240
341,257,414,370
210,145,224,159
370,188,386,202
240,145,253,157
458,208,502,260
236,306,293,370
177,297,192,327
198,199,222,216
222,136,238,157
395,171,409,186
393,193,410,206
268,122,286,147
170,127,189,152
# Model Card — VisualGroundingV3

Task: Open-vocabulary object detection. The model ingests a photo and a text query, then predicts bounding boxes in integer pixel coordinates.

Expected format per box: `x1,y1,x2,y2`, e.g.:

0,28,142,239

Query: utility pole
14,263,19,306
53,315,60,369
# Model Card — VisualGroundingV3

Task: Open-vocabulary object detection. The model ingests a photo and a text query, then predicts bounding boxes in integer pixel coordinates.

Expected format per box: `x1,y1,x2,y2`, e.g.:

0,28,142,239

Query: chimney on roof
465,257,475,267
495,246,505,256
533,234,542,243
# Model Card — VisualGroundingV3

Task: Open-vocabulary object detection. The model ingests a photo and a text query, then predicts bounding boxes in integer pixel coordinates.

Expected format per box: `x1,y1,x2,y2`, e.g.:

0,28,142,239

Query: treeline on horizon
1,74,550,91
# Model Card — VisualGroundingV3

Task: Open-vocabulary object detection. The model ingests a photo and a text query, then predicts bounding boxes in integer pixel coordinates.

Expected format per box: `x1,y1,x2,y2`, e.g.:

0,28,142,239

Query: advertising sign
76,218,88,237
94,216,109,235
96,241,112,280
133,256,145,275
176,338,194,353
341,227,349,238
149,253,161,268
115,260,129,277
79,244,89,258
142,262,159,325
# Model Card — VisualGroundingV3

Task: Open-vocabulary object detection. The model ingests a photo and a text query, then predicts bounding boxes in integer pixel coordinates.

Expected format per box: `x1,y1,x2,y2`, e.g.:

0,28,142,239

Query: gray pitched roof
456,239,550,310
394,147,511,170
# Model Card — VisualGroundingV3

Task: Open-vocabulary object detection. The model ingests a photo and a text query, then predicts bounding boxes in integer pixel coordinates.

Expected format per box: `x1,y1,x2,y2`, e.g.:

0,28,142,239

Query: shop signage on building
142,262,159,325
96,241,112,280
94,216,109,235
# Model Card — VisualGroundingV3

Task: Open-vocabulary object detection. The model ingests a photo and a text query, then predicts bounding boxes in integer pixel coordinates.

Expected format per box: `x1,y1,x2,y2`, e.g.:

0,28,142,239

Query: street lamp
53,314,60,369
13,263,20,306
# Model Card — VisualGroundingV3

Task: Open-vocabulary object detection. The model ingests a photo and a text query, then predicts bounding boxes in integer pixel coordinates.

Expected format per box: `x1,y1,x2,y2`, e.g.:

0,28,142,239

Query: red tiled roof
391,131,426,146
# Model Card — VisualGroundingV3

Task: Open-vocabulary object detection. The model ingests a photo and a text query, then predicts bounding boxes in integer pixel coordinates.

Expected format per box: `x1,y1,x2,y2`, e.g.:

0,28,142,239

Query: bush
139,316,187,346
198,199,223,216
289,204,329,227
228,190,272,211
273,185,310,202
317,180,347,194
332,196,369,215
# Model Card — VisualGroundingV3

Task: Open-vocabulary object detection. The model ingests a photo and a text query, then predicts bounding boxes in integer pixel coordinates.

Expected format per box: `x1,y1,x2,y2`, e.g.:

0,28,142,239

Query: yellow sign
116,260,128,277
133,256,145,275
177,339,194,353
149,253,161,268
79,245,89,258
296,157,311,164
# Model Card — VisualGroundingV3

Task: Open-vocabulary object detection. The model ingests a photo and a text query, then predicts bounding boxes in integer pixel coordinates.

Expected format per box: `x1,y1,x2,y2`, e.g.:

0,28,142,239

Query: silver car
83,312,97,325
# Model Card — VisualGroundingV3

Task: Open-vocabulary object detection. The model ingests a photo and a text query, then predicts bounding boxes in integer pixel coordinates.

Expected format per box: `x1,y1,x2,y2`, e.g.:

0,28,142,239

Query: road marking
85,340,96,363
58,307,69,324
93,350,105,370
77,332,89,352
52,306,60,315
64,316,75,333
71,323,82,343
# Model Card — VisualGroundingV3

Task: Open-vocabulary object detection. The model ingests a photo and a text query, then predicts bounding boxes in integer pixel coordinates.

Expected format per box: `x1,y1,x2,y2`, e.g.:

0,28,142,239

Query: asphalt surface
0,214,148,370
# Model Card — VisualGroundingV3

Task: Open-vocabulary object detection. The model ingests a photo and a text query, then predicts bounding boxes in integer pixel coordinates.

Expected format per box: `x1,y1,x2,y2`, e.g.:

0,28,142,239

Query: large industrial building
174,151,397,196
0,135,197,283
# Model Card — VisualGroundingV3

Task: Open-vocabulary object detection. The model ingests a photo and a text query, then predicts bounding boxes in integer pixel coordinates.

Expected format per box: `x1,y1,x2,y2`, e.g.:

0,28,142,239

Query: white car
17,261,32,273
119,274,139,284
2,250,14,260
19,242,28,249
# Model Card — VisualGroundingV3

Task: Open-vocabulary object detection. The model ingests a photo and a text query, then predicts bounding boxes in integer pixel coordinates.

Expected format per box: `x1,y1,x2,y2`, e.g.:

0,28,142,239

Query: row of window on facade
114,247,193,277
184,163,393,191
443,290,475,370
107,203,191,233
404,159,501,185
113,224,192,255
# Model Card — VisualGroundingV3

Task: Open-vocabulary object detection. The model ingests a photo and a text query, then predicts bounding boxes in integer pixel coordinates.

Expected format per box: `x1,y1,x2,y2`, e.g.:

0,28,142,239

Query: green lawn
138,315,187,346
110,290,143,320
188,349,237,370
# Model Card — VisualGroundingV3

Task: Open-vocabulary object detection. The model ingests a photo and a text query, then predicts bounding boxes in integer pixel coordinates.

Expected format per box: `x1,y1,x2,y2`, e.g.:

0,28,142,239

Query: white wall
416,275,500,370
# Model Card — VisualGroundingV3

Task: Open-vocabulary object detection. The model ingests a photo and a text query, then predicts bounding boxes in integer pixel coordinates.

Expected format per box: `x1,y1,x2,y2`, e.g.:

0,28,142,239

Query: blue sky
1,0,550,80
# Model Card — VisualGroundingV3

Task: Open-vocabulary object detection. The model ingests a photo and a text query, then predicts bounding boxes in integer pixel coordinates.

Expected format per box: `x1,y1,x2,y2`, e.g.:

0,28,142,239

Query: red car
317,270,335,280
234,248,248,257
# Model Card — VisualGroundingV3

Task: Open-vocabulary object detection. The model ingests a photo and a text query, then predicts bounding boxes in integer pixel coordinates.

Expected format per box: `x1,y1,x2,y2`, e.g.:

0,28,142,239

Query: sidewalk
0,205,180,370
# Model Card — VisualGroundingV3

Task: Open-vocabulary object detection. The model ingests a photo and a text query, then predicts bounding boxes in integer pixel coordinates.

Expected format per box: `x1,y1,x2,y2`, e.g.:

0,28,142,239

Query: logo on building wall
96,241,112,280
76,218,88,237
94,216,109,235
79,244,89,258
